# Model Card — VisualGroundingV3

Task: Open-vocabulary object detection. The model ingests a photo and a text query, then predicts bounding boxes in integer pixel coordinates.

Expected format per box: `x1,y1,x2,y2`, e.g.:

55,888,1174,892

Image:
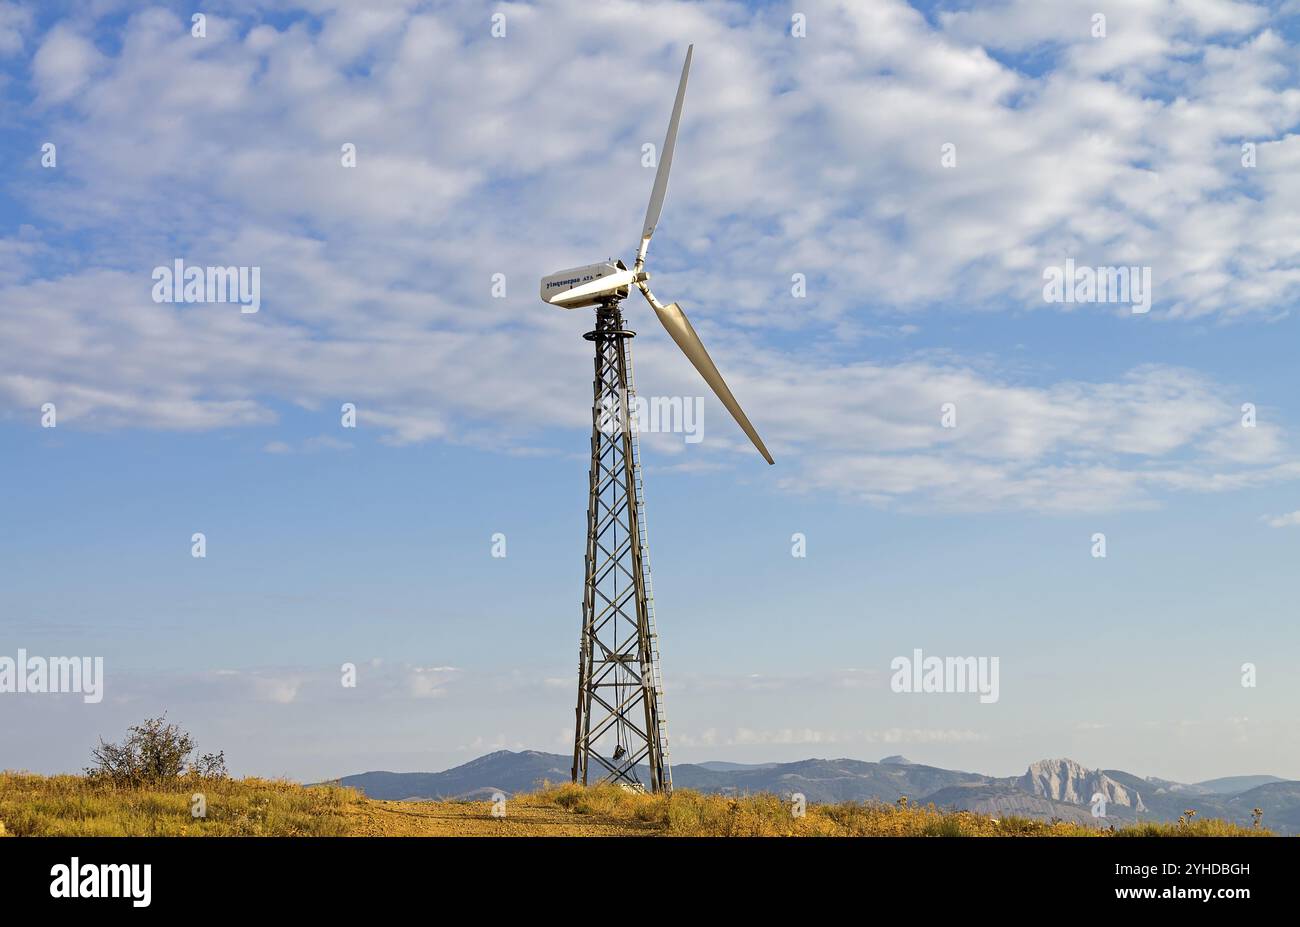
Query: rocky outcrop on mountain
923,784,1137,827
1020,758,1147,812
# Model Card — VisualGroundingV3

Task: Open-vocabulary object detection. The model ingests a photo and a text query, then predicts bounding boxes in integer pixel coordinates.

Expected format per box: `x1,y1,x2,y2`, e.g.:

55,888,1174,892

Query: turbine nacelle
540,260,644,309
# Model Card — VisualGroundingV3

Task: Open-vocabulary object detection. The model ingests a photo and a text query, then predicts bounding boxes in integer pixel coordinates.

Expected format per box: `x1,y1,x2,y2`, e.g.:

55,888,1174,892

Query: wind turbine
539,45,773,793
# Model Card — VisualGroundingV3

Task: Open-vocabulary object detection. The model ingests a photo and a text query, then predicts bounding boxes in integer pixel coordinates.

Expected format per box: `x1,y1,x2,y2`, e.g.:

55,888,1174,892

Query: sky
2,0,1300,784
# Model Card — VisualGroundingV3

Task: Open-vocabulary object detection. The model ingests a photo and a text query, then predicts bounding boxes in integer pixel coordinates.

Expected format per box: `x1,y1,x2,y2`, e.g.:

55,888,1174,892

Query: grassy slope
0,774,1275,837
0,773,359,836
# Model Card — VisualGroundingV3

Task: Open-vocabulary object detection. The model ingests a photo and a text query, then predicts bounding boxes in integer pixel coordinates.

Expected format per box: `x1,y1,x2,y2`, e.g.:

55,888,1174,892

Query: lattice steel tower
572,298,671,792
540,45,773,793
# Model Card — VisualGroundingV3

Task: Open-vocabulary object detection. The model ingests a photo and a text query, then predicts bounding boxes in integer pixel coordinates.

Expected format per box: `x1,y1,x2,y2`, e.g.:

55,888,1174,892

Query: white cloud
2,0,1299,513
941,0,1268,61
407,665,456,699
0,1,32,57
261,434,353,454
1262,510,1300,527
170,662,464,706
32,24,103,104
252,676,303,705
763,361,1290,512
682,726,986,747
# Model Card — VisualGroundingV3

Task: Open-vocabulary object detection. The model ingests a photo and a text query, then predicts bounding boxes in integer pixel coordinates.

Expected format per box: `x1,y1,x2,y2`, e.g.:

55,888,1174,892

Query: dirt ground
342,796,656,836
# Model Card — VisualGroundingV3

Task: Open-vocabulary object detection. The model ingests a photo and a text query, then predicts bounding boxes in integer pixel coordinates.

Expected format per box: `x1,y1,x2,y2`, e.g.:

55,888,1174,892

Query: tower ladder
624,349,672,791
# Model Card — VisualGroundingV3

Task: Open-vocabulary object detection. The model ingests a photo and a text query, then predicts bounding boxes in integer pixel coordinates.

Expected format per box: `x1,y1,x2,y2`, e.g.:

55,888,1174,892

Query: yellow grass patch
0,774,1272,837
0,772,360,836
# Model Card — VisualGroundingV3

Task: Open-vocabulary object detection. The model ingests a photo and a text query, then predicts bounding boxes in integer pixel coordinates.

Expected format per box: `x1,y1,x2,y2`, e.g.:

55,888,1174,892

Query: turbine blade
646,295,774,465
637,45,692,266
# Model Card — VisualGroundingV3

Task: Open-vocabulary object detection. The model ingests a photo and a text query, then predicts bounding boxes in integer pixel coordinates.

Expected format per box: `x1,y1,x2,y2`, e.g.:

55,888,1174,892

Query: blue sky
3,0,1300,783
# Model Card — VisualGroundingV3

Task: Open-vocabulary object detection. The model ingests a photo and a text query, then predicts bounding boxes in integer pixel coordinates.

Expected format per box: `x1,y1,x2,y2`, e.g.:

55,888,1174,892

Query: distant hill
338,750,572,800
333,751,1300,834
1196,774,1286,794
1226,782,1300,830
670,756,985,803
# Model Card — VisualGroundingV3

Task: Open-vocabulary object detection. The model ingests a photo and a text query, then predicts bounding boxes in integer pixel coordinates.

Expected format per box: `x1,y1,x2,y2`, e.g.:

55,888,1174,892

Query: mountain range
332,751,1300,833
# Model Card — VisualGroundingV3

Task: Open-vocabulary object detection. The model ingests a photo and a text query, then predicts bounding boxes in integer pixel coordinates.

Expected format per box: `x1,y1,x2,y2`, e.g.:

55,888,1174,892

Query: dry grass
0,773,1272,837
532,782,1273,837
0,772,361,836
